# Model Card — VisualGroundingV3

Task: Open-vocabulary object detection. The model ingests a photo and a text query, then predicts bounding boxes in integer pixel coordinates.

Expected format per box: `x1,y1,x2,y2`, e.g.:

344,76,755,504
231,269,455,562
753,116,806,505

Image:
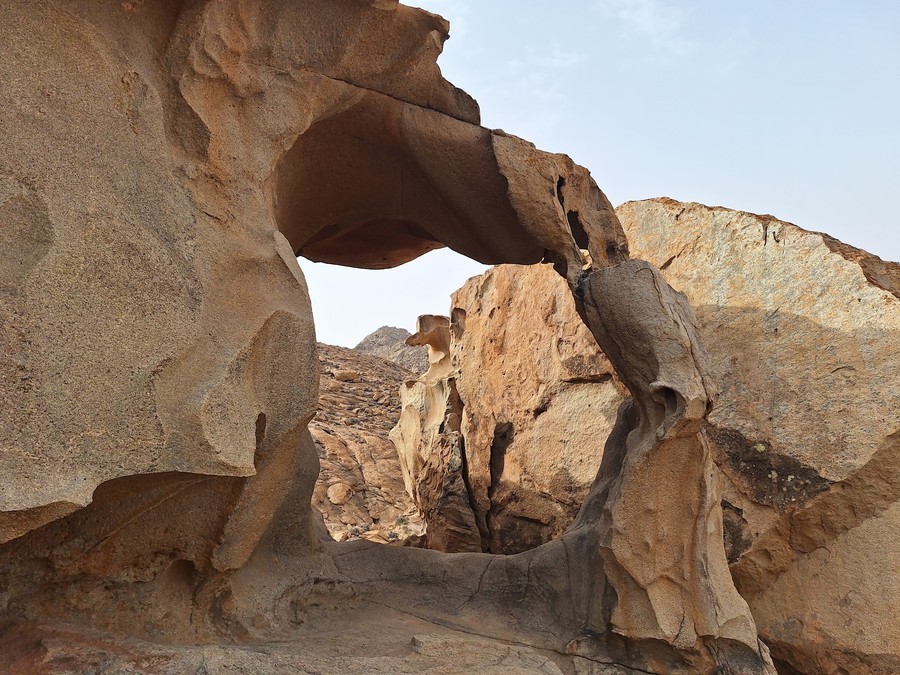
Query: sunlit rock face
400,199,898,672
393,266,628,553
0,2,776,673
0,0,620,559
391,314,483,553
619,199,900,674
402,199,900,672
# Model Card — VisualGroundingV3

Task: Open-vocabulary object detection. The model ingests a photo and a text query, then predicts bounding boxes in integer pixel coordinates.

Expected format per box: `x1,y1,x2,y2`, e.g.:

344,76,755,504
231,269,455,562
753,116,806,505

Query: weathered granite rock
572,260,764,663
355,326,428,374
0,0,622,546
390,315,481,552
396,199,898,672
0,1,772,672
397,265,627,553
619,199,900,673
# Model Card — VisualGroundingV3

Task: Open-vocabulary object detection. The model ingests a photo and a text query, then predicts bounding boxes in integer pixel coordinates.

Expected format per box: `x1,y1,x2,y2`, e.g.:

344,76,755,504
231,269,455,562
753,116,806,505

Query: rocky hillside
310,343,423,544
354,326,428,374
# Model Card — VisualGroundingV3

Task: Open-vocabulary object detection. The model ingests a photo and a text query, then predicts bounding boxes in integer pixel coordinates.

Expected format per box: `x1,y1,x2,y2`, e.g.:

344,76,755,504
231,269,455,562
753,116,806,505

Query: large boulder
0,0,624,550
451,264,626,552
619,198,900,674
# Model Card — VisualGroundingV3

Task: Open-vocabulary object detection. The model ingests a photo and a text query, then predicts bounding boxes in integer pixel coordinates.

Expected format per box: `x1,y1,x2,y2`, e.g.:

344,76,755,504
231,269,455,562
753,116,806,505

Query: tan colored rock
574,260,764,661
326,483,352,506
620,198,898,482
451,264,627,553
391,315,481,552
392,267,627,554
331,369,359,382
395,199,897,672
0,0,621,550
618,198,900,673
0,623,575,675
0,2,773,672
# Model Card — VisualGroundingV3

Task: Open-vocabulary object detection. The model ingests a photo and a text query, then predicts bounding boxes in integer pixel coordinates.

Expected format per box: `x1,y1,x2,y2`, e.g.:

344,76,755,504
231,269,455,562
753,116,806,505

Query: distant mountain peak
355,326,428,374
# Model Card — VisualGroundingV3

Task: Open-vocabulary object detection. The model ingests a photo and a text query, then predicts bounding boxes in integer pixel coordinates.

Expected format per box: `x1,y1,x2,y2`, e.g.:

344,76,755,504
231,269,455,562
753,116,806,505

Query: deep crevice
484,421,515,552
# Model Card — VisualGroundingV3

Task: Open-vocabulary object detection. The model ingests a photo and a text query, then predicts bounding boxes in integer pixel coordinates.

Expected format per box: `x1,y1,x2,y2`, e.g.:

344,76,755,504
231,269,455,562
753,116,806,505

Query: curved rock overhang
271,87,626,276
0,1,776,672
273,94,543,269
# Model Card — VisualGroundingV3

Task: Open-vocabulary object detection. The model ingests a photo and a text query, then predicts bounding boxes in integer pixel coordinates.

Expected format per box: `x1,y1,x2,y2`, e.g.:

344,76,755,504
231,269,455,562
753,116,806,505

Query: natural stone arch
0,1,775,672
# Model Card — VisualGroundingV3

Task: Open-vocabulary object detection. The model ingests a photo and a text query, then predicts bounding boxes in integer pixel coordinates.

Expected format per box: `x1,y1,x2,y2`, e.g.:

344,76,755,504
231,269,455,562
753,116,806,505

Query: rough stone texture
311,343,424,544
355,325,429,374
452,265,628,553
0,19,317,552
573,261,763,661
393,199,899,672
390,315,482,552
618,198,900,674
0,2,773,673
620,198,898,483
0,621,626,675
0,0,623,545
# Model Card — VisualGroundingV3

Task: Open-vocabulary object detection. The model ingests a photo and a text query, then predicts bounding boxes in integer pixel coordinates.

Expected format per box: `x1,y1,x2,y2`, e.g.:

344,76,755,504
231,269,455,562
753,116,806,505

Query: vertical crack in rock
485,421,514,553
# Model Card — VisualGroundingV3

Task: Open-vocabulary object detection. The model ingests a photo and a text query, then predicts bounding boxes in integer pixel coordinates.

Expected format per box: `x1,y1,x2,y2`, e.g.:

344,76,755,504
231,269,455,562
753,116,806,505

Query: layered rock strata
0,1,773,672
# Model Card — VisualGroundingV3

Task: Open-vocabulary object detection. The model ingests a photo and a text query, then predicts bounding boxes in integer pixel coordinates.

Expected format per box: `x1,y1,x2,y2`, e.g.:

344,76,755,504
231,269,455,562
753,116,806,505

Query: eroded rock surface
619,199,900,673
453,265,629,553
391,315,481,552
393,266,627,553
0,1,774,673
397,199,898,672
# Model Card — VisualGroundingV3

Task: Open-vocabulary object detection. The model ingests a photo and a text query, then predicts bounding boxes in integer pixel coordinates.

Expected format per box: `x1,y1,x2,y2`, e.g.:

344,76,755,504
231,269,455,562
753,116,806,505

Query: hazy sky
300,0,900,346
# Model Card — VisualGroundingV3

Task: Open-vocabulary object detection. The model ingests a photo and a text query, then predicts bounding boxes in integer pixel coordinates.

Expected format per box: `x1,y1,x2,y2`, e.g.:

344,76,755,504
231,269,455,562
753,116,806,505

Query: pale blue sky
301,0,900,346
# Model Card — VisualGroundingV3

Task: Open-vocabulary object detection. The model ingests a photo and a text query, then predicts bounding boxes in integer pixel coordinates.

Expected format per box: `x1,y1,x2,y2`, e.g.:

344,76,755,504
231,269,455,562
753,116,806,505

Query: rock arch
0,1,773,671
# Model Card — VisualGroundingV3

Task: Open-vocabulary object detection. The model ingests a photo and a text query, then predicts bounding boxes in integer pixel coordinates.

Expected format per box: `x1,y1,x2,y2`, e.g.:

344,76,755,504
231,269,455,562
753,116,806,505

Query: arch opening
269,94,546,271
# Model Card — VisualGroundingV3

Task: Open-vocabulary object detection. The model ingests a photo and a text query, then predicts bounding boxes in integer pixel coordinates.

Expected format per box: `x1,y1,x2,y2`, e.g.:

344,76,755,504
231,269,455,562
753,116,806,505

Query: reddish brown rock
311,343,423,544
